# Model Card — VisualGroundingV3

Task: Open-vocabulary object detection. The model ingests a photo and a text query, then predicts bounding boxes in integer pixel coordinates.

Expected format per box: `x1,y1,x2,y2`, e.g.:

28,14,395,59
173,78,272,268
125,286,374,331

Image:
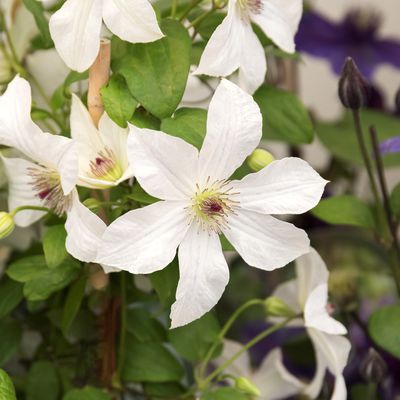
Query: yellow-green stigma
190,179,239,233
89,148,123,184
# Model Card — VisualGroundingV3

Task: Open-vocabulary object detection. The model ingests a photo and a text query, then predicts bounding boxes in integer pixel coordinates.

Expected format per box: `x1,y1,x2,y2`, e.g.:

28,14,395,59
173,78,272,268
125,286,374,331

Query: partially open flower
0,212,15,239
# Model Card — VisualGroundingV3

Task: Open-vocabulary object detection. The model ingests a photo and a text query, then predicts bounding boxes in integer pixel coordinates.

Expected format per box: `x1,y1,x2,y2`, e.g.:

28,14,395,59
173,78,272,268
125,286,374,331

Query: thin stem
200,316,296,388
370,126,400,295
179,0,203,21
10,205,50,217
171,0,178,18
367,382,377,400
118,271,127,375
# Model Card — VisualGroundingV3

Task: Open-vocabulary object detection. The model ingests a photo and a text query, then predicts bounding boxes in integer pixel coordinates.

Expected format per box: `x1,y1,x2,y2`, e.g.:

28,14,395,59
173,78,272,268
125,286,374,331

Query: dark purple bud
360,348,388,384
338,58,370,110
395,87,400,114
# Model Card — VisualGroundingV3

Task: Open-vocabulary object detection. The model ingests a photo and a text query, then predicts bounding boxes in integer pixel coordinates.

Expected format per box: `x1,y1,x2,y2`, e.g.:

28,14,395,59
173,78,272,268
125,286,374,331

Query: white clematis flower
216,340,304,399
273,248,351,400
0,76,107,264
195,0,303,94
97,79,327,328
70,94,133,189
47,0,164,72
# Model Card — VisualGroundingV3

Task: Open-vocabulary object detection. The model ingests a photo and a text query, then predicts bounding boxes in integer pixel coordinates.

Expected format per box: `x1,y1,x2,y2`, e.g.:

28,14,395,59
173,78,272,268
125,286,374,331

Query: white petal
252,348,304,400
97,201,189,273
102,0,163,43
303,347,327,399
170,225,229,328
223,210,309,271
65,191,107,263
237,23,266,94
49,0,103,71
194,1,243,79
127,124,199,200
304,284,347,335
251,0,303,53
214,340,251,378
198,79,262,183
272,280,302,316
1,157,45,227
232,158,327,215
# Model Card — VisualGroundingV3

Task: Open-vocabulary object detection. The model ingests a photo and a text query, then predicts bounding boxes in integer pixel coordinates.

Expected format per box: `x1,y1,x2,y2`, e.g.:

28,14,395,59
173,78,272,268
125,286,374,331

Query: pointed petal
232,158,327,215
97,201,189,273
170,225,229,328
304,284,347,335
103,0,163,43
303,346,327,399
223,210,309,271
214,340,251,378
1,157,45,227
65,192,107,263
251,0,302,53
195,2,243,79
198,79,262,183
127,124,199,200
49,0,103,71
252,348,304,400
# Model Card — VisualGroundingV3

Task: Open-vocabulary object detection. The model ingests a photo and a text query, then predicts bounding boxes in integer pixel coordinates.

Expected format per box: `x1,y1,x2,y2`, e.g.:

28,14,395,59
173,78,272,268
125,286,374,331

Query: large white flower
0,76,107,264
273,248,351,400
70,94,133,189
215,340,304,399
97,79,327,328
47,0,164,72
195,0,302,94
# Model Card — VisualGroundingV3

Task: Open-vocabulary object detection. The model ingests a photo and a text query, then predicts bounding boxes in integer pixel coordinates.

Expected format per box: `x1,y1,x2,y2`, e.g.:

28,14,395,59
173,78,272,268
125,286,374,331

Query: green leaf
43,225,68,268
126,307,166,342
122,335,183,383
390,183,400,220
125,182,159,205
201,388,249,400
0,278,23,319
168,312,221,361
143,382,185,397
130,107,161,129
62,274,87,336
7,256,81,301
149,259,179,308
0,369,16,400
311,195,375,229
100,74,138,127
0,322,21,366
22,0,53,47
254,85,314,145
369,304,400,359
26,361,60,400
51,71,88,109
63,387,112,400
114,19,191,119
161,107,207,149
317,110,400,167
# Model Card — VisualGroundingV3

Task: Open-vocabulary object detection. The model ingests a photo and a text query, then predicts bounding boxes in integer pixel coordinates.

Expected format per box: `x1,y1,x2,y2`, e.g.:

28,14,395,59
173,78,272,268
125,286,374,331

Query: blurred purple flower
380,136,400,154
296,9,400,79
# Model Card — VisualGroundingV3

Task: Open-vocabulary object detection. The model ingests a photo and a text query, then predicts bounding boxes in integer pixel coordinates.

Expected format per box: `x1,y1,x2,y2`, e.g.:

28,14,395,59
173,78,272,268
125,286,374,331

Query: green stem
117,271,128,375
10,205,50,217
199,316,296,388
0,11,19,64
188,8,216,28
367,382,377,400
171,0,178,18
179,0,204,21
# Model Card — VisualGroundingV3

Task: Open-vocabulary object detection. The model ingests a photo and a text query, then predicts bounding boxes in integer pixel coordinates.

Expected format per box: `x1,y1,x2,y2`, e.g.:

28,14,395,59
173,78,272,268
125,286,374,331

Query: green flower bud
0,212,15,239
235,377,261,396
264,296,296,318
247,149,275,172
83,198,101,212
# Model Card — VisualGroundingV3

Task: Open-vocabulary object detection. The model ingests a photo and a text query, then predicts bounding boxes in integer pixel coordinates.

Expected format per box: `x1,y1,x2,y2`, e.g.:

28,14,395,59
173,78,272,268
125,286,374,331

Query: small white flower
97,79,327,328
70,94,133,189
195,0,303,94
47,0,164,72
273,248,351,400
0,76,107,264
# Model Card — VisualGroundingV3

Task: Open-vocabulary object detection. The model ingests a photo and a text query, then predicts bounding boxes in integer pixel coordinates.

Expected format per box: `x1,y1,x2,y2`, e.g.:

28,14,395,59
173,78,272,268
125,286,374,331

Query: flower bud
0,212,15,239
83,198,102,212
395,87,400,115
264,296,296,318
360,348,388,384
247,149,275,172
235,377,261,396
338,58,369,110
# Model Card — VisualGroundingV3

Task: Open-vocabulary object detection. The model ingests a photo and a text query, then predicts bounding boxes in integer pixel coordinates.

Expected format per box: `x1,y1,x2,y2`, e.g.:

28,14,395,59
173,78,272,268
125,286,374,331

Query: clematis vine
272,248,351,400
195,0,303,94
46,0,164,72
97,79,327,328
0,76,107,264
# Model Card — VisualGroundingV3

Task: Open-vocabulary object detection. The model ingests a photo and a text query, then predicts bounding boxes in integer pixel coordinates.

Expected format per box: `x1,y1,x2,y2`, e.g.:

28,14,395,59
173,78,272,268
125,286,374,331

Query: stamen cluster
237,0,263,16
89,147,123,182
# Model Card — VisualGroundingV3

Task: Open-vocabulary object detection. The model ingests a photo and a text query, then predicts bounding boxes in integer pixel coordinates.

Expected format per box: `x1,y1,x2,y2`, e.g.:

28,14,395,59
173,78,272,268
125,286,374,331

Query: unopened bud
83,198,101,212
360,348,388,384
338,58,369,110
88,264,109,290
395,87,400,114
235,377,261,396
0,212,15,239
264,296,296,318
247,149,275,172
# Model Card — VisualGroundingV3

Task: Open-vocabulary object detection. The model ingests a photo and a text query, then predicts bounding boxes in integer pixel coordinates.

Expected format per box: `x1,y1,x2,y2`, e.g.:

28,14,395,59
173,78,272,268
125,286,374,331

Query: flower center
27,166,72,216
189,179,239,233
237,0,263,15
88,148,123,183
